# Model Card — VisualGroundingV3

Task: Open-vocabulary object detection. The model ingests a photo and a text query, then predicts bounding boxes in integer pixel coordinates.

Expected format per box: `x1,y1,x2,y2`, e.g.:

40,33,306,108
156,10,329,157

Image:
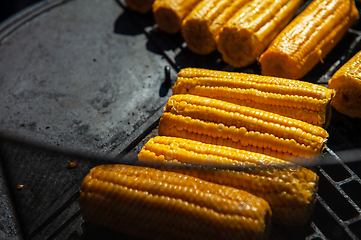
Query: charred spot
342,92,350,102
76,125,90,135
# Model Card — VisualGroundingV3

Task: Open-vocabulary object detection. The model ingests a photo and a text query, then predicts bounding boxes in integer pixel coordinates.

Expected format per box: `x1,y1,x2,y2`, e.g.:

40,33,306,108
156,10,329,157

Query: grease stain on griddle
88,82,119,112
76,125,90,135
19,122,37,132
70,120,90,136
102,130,127,151
10,74,67,103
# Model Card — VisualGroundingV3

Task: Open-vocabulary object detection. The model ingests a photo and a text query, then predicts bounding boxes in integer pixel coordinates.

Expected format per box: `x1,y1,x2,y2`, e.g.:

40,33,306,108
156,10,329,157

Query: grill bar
309,145,361,240
306,222,327,240
316,176,360,240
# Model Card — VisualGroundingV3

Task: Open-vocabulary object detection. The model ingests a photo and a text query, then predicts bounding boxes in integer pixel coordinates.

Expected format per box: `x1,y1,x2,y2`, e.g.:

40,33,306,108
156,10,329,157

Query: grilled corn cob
153,0,203,34
158,94,329,162
215,0,303,68
80,164,272,240
328,50,361,118
259,0,359,79
138,136,319,226
181,0,252,55
124,0,154,13
174,67,335,127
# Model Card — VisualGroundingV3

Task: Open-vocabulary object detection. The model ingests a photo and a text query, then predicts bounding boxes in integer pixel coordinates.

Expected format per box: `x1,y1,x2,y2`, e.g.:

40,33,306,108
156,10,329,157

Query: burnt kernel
68,161,78,169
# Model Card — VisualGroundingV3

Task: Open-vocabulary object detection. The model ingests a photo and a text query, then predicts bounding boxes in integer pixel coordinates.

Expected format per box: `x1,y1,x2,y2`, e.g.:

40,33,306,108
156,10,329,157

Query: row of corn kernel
137,135,319,226
124,0,358,79
159,93,328,163
141,69,327,225
133,80,323,227
80,163,273,239
174,68,336,127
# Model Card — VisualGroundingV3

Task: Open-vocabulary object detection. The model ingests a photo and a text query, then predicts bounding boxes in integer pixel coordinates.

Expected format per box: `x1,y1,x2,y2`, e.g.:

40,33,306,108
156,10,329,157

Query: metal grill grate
315,147,361,239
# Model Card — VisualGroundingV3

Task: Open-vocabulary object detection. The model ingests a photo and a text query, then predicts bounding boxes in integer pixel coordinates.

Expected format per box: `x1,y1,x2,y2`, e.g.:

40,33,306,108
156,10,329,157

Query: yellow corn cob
215,0,303,68
181,0,252,55
80,164,272,240
138,136,319,226
153,0,203,34
174,67,335,127
124,0,155,13
158,94,329,162
328,50,361,118
259,0,359,79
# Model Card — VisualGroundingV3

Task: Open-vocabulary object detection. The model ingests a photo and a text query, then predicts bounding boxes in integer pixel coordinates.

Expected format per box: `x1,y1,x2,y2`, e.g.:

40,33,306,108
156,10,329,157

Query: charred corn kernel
139,136,319,226
159,94,328,162
181,0,252,55
124,0,154,13
328,50,361,118
80,164,272,240
215,0,303,68
174,68,335,127
153,0,203,34
259,0,359,79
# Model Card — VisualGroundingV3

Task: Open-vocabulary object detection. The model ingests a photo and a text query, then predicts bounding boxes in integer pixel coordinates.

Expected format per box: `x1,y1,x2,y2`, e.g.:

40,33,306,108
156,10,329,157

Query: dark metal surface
0,157,23,240
0,0,361,239
0,0,175,238
0,0,176,159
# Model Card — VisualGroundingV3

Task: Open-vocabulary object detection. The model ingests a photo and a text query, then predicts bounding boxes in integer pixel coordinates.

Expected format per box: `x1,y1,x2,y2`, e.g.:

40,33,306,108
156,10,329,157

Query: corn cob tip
216,27,258,68
153,0,203,34
216,0,303,68
181,18,216,55
259,51,300,79
328,49,361,118
180,0,251,55
153,6,182,34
